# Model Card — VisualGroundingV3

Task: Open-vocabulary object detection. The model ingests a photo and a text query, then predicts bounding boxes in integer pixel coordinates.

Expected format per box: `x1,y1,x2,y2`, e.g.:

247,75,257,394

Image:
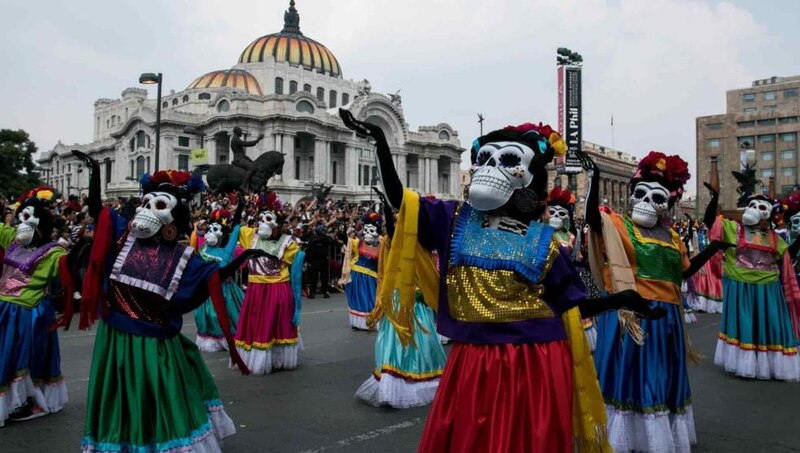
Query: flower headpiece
547,187,575,208
17,186,55,204
139,171,205,198
361,211,384,226
256,191,282,212
210,209,232,227
630,151,690,201
470,122,566,163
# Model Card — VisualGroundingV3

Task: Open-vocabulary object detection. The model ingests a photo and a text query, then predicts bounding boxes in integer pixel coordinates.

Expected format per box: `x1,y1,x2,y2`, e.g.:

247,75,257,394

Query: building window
779,116,799,124
302,84,311,93
742,93,756,102
295,157,301,180
707,123,723,130
737,121,755,128
761,151,774,161
362,165,370,185
130,160,134,178
761,168,775,178
438,130,451,141
275,77,284,94
757,119,776,126
785,88,799,98
198,92,211,100
296,100,315,113
782,167,796,177
178,136,190,147
146,157,151,173
329,90,337,108
289,80,298,94
744,107,757,113
371,166,378,185
178,154,189,171
738,136,755,148
707,138,721,147
782,185,796,196
172,98,178,106
182,95,189,103
763,91,777,101
316,87,324,102
759,134,774,144
342,93,349,105
136,156,145,178
780,150,795,160
135,130,148,149
781,133,797,142
162,101,168,109
764,105,777,111
332,161,338,184
217,100,230,113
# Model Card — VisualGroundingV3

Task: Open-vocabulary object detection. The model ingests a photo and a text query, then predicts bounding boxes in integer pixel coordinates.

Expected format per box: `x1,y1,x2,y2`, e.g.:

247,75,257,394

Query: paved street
2,293,800,452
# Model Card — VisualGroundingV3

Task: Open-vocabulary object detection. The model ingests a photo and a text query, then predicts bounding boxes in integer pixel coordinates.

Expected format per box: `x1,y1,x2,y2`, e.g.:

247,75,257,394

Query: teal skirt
194,279,244,352
715,277,800,381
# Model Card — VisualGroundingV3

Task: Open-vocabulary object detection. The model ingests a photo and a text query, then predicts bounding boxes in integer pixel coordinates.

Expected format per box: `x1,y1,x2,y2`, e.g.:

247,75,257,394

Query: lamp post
139,72,163,172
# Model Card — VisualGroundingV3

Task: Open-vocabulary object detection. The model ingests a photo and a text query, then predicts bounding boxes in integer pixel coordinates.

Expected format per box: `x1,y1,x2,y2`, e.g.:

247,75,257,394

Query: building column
314,139,328,183
345,145,359,188
396,154,407,186
281,133,295,184
420,157,428,192
429,158,439,194
451,161,459,196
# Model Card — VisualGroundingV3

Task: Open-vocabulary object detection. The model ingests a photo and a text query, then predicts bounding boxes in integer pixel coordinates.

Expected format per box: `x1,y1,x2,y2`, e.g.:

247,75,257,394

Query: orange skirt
419,341,573,453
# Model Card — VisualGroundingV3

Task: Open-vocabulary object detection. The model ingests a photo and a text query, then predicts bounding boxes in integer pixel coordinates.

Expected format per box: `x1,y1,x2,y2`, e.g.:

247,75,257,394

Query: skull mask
204,222,225,247
790,212,800,236
547,206,570,231
15,205,39,246
630,182,670,228
362,224,379,245
469,141,535,211
742,198,773,227
130,191,177,239
258,211,278,239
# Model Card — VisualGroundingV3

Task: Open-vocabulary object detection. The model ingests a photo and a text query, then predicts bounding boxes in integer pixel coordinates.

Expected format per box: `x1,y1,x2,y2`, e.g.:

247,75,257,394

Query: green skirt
82,322,235,452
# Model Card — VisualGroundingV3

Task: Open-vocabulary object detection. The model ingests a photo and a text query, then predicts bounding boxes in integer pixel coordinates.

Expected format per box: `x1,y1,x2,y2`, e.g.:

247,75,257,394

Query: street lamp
140,72,163,172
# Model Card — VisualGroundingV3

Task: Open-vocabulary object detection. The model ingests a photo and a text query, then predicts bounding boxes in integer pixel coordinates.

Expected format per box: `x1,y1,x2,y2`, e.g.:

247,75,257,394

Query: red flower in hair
782,191,800,213
635,151,690,191
548,187,573,206
504,122,555,138
150,171,171,185
169,171,192,186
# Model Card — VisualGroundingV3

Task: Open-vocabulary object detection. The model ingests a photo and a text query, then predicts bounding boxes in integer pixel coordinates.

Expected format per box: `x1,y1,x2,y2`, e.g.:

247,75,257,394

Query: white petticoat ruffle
349,312,371,331
693,295,722,314
196,335,229,353
714,339,800,381
437,334,451,345
354,374,440,409
0,374,68,427
232,337,303,375
606,404,696,453
684,310,698,324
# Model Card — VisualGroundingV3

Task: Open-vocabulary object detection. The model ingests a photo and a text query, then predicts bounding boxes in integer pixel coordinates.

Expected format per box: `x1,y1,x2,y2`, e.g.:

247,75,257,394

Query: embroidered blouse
0,224,66,309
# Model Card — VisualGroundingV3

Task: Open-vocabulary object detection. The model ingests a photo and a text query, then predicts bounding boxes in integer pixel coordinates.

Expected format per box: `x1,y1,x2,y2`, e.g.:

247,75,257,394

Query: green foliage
0,129,42,200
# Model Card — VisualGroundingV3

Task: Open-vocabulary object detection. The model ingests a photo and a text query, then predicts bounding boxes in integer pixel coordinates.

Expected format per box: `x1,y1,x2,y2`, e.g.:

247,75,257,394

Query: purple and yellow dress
0,225,68,427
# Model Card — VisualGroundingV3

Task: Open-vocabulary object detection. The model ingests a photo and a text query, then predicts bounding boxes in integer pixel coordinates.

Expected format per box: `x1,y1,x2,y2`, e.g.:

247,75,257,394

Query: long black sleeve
683,240,730,278
703,190,719,230
584,163,601,232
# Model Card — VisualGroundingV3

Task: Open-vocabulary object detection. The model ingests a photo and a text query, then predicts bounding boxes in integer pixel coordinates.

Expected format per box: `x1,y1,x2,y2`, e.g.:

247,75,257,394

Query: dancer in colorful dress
354,190,446,408
73,151,260,452
704,178,800,381
340,109,664,452
0,187,72,426
344,213,383,330
192,200,245,352
234,193,304,375
584,151,732,452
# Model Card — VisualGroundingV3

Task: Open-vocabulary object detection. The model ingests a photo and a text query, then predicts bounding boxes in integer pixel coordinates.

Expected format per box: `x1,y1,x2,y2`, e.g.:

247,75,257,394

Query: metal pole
155,73,163,172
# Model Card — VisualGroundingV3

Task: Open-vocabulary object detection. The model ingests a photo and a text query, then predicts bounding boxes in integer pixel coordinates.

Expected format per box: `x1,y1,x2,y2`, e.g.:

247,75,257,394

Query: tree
0,129,42,200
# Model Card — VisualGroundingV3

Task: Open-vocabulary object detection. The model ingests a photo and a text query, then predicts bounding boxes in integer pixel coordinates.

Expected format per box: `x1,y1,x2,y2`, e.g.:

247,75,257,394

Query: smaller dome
188,69,263,96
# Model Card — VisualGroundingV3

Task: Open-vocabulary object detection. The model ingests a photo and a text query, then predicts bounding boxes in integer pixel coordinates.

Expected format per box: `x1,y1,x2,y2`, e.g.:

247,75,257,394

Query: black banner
562,66,583,174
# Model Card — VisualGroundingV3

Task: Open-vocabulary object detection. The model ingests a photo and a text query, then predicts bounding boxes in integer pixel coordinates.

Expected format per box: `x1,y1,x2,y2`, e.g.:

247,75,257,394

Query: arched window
182,95,189,103
275,77,284,94
198,92,211,100
438,130,450,141
342,93,349,105
172,98,178,106
136,156,145,178
296,100,315,114
134,130,148,149
303,84,312,92
289,81,298,94
329,90,337,108
162,101,168,109
217,100,230,113
316,87,324,102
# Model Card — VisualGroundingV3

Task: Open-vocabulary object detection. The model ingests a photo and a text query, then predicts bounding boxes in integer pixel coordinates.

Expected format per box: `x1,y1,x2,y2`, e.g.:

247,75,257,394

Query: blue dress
344,240,379,330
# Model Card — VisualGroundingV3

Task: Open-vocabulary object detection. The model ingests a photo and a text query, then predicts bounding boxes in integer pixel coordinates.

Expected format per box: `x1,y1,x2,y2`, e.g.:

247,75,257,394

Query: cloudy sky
1,0,798,195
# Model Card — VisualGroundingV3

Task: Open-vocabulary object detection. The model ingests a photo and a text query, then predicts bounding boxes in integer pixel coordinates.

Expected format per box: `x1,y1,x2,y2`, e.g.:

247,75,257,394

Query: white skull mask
469,141,535,211
547,206,570,231
204,222,224,247
130,192,177,239
258,212,278,238
630,182,670,228
790,212,800,235
742,198,773,226
362,224,379,245
15,205,39,246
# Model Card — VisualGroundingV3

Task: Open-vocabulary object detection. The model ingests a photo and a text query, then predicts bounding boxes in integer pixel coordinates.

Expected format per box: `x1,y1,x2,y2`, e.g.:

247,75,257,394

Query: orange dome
187,69,263,95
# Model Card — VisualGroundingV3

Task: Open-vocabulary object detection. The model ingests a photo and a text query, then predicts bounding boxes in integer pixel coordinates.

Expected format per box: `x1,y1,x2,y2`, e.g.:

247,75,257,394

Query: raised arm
72,150,101,219
578,150,601,232
703,182,719,230
683,240,734,278
340,109,403,208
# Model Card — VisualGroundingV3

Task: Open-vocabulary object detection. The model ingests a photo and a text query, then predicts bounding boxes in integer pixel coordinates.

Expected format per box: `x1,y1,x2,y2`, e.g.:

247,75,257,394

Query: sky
1,0,799,196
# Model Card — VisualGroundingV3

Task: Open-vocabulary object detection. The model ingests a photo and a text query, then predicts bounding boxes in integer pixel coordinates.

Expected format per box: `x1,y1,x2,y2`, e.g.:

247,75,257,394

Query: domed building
38,0,463,203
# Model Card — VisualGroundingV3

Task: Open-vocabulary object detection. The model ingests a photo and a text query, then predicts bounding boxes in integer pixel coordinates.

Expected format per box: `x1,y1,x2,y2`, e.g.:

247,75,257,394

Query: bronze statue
195,142,284,194
231,126,265,175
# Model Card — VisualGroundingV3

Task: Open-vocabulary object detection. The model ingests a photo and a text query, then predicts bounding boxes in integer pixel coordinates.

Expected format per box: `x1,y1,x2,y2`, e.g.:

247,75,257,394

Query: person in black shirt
306,225,333,298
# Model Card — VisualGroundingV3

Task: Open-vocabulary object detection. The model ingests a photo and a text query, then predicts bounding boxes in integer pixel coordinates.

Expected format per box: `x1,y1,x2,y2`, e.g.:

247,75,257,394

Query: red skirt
418,341,573,453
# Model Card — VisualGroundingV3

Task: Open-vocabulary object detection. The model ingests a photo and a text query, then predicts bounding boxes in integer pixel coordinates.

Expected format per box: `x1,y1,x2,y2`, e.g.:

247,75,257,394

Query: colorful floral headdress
210,209,233,226
630,151,690,201
256,191,282,212
139,170,205,198
17,186,55,204
547,187,575,209
470,122,566,163
361,211,384,226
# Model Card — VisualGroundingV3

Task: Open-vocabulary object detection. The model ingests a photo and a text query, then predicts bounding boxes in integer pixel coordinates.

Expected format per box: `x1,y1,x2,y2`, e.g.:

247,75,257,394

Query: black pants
307,259,330,296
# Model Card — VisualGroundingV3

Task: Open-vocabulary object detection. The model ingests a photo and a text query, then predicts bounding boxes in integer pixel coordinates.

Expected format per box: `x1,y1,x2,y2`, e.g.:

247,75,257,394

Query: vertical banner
556,65,583,174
